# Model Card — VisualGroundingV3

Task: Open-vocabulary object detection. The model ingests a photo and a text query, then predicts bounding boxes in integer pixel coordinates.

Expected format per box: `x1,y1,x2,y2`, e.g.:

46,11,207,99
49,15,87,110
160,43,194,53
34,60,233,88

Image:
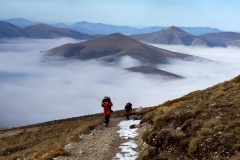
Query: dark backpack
102,97,110,103
125,102,132,111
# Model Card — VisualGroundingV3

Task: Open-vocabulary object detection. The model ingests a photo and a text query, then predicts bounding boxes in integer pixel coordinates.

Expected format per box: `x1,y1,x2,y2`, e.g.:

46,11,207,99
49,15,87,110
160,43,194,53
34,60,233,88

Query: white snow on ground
114,120,141,160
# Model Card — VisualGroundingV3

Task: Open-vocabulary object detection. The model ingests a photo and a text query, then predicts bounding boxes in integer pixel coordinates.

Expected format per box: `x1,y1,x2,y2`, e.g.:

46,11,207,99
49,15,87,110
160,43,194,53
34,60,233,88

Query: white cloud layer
0,39,240,127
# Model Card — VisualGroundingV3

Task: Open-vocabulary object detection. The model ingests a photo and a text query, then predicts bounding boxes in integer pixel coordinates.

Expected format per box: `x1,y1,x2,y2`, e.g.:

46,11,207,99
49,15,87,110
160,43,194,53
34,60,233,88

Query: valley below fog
0,38,240,128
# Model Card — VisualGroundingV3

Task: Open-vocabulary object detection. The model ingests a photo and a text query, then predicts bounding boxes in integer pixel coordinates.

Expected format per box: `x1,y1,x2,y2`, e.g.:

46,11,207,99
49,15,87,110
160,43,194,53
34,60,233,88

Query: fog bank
0,39,239,127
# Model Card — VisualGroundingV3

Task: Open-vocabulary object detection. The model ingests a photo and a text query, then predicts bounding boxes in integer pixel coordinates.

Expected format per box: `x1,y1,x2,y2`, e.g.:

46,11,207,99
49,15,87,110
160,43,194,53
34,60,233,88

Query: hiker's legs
105,114,110,126
126,114,130,120
105,115,108,124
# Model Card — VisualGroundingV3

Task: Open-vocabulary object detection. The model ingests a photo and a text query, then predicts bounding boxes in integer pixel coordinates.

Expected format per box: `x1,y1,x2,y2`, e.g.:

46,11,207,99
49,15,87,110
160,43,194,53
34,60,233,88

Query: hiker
125,102,132,120
101,96,113,127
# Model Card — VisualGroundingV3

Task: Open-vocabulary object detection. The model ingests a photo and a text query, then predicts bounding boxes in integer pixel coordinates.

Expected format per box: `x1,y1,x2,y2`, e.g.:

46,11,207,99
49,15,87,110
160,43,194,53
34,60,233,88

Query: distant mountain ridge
3,18,36,27
0,21,22,37
0,21,94,40
21,23,91,39
58,21,222,36
2,18,240,47
130,26,227,47
2,18,222,35
130,26,240,47
70,21,140,35
200,32,240,47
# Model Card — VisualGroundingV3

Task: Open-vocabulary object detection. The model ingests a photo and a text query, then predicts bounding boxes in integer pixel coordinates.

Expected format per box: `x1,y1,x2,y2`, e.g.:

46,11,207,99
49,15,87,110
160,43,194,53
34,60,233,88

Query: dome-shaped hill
48,33,204,65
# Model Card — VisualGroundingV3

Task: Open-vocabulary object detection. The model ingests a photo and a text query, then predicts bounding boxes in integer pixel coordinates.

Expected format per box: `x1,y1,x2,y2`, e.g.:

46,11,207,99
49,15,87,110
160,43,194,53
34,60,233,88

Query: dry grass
139,75,240,160
0,113,104,160
188,136,202,155
0,108,151,160
1,74,239,160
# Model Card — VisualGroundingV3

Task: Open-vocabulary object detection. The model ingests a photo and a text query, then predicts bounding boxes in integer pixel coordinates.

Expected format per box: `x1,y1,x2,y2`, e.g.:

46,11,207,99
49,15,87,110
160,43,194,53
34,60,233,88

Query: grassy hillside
0,109,150,160
0,113,102,160
139,75,240,160
1,75,239,160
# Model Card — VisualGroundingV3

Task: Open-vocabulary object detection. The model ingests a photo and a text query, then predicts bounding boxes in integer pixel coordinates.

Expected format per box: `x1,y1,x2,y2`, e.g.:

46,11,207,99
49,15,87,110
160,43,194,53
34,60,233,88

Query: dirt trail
55,117,128,160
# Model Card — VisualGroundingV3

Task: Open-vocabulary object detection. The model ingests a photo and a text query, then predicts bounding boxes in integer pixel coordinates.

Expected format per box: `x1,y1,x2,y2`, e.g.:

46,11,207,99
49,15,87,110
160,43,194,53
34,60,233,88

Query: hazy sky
0,38,240,127
0,0,240,31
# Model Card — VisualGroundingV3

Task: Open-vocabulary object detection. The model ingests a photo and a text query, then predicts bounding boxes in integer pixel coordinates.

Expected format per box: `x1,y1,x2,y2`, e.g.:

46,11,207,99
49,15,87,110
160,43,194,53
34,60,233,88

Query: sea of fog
0,38,239,128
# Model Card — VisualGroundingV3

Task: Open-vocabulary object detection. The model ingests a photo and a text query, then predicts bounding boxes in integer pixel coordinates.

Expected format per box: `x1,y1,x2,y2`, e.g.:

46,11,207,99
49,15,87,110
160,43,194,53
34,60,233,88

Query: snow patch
114,120,141,160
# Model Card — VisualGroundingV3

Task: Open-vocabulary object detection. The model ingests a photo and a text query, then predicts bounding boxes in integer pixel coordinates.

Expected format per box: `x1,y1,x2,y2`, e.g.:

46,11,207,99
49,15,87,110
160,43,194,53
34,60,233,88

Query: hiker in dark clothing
125,102,132,120
101,96,113,127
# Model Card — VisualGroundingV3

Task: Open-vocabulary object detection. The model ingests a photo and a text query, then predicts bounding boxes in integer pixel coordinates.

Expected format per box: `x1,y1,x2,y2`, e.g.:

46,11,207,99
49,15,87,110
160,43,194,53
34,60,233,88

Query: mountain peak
25,23,53,28
104,32,125,37
0,21,19,28
4,18,33,23
82,32,138,47
130,25,196,46
165,26,189,33
168,25,179,29
0,21,22,38
3,18,36,27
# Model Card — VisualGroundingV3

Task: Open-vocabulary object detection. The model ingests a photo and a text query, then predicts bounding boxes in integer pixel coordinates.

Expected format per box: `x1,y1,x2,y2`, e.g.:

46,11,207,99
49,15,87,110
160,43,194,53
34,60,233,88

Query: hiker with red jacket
125,102,132,120
101,96,113,127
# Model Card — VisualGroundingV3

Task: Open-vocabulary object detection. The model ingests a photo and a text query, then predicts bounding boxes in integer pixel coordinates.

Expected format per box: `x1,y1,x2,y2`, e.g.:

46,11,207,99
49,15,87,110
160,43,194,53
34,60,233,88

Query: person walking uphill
101,96,113,127
125,102,132,120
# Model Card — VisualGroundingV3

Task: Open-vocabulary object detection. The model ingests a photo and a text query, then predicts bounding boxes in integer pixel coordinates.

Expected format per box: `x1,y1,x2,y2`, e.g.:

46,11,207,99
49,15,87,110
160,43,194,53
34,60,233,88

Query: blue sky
0,0,240,31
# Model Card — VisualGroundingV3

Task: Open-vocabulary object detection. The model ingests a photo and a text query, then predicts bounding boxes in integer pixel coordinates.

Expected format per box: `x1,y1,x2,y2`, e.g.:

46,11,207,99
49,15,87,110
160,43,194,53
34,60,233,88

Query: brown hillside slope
48,33,198,65
0,109,151,160
0,113,103,160
139,75,240,160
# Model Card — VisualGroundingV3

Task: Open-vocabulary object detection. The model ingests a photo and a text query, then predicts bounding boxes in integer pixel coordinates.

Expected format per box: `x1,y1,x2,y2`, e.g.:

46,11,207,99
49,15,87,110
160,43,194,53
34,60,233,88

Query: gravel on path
54,117,127,160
